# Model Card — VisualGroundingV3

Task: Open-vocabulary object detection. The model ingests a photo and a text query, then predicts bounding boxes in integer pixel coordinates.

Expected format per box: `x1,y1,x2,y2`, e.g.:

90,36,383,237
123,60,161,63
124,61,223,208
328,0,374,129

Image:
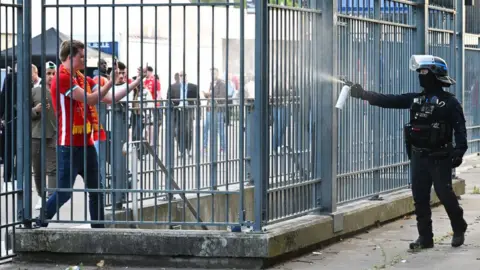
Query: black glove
452,150,464,168
350,84,365,99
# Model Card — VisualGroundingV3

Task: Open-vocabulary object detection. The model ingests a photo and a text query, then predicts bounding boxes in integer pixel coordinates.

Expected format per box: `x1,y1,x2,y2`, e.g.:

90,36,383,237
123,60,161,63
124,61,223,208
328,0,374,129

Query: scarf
60,65,106,141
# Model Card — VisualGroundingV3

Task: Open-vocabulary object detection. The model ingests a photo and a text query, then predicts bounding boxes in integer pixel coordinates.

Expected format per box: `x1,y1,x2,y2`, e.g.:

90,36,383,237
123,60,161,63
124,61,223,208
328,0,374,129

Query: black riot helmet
409,55,456,88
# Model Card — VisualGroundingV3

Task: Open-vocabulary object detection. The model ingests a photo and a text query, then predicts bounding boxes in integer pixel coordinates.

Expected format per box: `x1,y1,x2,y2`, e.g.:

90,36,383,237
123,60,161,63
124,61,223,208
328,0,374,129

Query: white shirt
178,83,189,107
110,84,155,125
245,81,255,99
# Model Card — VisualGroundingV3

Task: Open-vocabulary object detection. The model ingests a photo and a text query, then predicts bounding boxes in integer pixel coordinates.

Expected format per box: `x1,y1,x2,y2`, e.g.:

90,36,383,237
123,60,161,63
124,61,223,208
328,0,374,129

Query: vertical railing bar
238,0,245,226
224,0,230,224
196,0,202,222
83,0,88,223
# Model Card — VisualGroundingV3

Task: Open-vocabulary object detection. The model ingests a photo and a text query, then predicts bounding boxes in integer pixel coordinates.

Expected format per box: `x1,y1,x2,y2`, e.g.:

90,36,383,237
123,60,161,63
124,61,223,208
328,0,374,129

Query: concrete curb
13,179,465,269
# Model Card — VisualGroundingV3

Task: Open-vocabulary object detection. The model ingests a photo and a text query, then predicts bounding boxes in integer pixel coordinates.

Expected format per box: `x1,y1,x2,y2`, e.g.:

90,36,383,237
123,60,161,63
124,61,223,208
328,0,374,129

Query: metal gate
0,0,32,262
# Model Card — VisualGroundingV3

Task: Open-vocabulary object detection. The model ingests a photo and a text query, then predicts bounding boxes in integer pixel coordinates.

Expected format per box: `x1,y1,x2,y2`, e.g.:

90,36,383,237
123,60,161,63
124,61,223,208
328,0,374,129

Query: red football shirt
51,65,97,146
144,76,161,106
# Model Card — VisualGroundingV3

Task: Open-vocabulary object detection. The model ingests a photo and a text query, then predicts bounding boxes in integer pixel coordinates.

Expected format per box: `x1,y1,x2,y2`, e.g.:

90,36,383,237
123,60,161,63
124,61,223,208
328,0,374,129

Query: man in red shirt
36,40,118,228
143,66,161,101
143,66,162,144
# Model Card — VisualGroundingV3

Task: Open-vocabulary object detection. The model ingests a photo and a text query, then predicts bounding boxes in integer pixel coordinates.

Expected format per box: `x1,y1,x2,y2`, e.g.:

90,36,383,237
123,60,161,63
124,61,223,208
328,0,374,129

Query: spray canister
335,79,354,110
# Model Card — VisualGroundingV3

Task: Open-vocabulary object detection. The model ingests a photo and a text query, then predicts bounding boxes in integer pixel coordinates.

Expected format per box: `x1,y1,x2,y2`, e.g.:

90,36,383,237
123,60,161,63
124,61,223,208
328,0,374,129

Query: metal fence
336,0,415,205
464,37,480,153
1,0,480,261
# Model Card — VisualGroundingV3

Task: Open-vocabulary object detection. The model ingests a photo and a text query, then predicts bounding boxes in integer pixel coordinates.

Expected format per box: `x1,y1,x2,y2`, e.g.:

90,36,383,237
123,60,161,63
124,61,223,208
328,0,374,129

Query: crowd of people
1,39,264,226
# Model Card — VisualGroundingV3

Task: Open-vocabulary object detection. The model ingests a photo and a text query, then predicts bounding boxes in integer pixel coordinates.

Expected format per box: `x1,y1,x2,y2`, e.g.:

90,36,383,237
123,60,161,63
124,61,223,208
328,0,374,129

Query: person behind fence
35,40,119,228
93,61,145,183
270,75,292,153
128,76,155,156
167,71,199,158
0,64,17,192
31,61,57,210
349,55,468,249
31,64,42,88
203,68,228,154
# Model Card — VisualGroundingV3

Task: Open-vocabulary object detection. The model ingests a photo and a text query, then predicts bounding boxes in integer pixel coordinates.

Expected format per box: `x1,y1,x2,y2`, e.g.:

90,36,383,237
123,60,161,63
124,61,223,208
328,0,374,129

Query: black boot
451,222,467,247
409,236,434,250
451,231,465,247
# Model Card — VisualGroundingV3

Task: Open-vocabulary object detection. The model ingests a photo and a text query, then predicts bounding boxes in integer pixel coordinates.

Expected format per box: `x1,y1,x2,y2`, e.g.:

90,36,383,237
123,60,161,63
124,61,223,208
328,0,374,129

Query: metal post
131,143,139,222
456,0,465,103
15,0,32,225
416,0,429,54
253,0,269,232
370,0,382,201
22,0,32,226
111,104,128,209
317,0,338,213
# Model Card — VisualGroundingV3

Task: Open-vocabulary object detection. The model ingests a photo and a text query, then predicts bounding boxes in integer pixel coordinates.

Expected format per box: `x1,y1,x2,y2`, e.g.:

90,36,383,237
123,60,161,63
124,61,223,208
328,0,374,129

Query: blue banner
87,42,118,57
246,0,255,13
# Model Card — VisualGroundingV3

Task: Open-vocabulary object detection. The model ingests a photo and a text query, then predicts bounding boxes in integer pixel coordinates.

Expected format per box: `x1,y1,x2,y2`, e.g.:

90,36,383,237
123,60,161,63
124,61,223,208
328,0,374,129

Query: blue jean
273,106,288,150
38,146,105,228
203,111,226,150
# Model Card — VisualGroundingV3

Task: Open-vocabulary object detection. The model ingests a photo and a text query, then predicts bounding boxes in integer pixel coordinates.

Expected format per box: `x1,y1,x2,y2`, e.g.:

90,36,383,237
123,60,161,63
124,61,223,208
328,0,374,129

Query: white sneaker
34,198,43,210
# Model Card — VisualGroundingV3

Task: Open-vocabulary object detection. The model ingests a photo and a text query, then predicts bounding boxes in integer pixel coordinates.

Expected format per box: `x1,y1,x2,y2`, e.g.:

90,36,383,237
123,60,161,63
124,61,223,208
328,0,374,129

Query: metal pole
252,0,269,232
112,105,127,209
131,144,139,222
370,0,382,201
456,0,465,103
416,0,429,54
22,0,32,226
317,0,338,213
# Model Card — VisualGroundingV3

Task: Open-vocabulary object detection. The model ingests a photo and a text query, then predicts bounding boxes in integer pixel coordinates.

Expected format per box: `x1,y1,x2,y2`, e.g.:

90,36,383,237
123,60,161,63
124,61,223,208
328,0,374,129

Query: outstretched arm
101,67,146,104
350,84,417,109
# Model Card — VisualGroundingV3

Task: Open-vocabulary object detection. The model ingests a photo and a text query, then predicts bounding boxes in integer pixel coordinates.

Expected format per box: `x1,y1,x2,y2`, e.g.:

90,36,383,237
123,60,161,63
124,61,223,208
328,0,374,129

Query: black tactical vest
404,93,452,150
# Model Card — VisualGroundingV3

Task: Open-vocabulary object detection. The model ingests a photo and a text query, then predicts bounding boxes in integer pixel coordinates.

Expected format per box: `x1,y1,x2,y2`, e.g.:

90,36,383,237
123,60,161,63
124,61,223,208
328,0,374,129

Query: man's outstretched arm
350,84,417,109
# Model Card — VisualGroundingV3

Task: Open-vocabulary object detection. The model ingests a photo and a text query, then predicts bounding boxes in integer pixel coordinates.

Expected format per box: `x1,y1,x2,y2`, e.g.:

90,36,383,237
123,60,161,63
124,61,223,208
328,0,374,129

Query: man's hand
452,149,464,168
137,67,148,80
350,84,365,99
112,66,119,80
34,103,42,113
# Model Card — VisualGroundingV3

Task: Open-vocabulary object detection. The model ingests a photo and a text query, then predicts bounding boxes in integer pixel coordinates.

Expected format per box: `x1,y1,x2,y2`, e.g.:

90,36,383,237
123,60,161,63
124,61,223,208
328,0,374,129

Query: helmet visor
409,55,435,71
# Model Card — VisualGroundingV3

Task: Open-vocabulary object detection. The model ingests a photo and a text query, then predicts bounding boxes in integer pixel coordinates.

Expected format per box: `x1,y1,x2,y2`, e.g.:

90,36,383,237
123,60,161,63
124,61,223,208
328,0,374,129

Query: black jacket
0,73,18,133
167,82,199,107
359,89,468,155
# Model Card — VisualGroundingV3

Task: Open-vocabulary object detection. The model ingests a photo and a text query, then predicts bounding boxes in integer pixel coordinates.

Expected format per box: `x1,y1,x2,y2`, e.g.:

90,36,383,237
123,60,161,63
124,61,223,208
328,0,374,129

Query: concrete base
13,179,465,269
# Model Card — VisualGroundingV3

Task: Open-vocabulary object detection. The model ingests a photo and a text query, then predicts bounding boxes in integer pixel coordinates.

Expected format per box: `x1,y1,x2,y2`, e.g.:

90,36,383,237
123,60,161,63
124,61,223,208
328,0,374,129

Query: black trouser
131,113,145,142
174,108,194,154
411,149,467,239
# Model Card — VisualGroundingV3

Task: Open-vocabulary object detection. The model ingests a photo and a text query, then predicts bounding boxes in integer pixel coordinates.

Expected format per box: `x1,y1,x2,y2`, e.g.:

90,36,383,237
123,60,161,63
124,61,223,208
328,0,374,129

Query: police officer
349,55,468,249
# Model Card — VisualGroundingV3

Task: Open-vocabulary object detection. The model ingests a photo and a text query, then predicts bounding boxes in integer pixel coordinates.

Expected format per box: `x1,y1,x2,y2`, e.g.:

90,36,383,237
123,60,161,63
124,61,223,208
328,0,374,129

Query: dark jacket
206,79,228,111
167,82,199,107
359,89,468,155
0,73,18,134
